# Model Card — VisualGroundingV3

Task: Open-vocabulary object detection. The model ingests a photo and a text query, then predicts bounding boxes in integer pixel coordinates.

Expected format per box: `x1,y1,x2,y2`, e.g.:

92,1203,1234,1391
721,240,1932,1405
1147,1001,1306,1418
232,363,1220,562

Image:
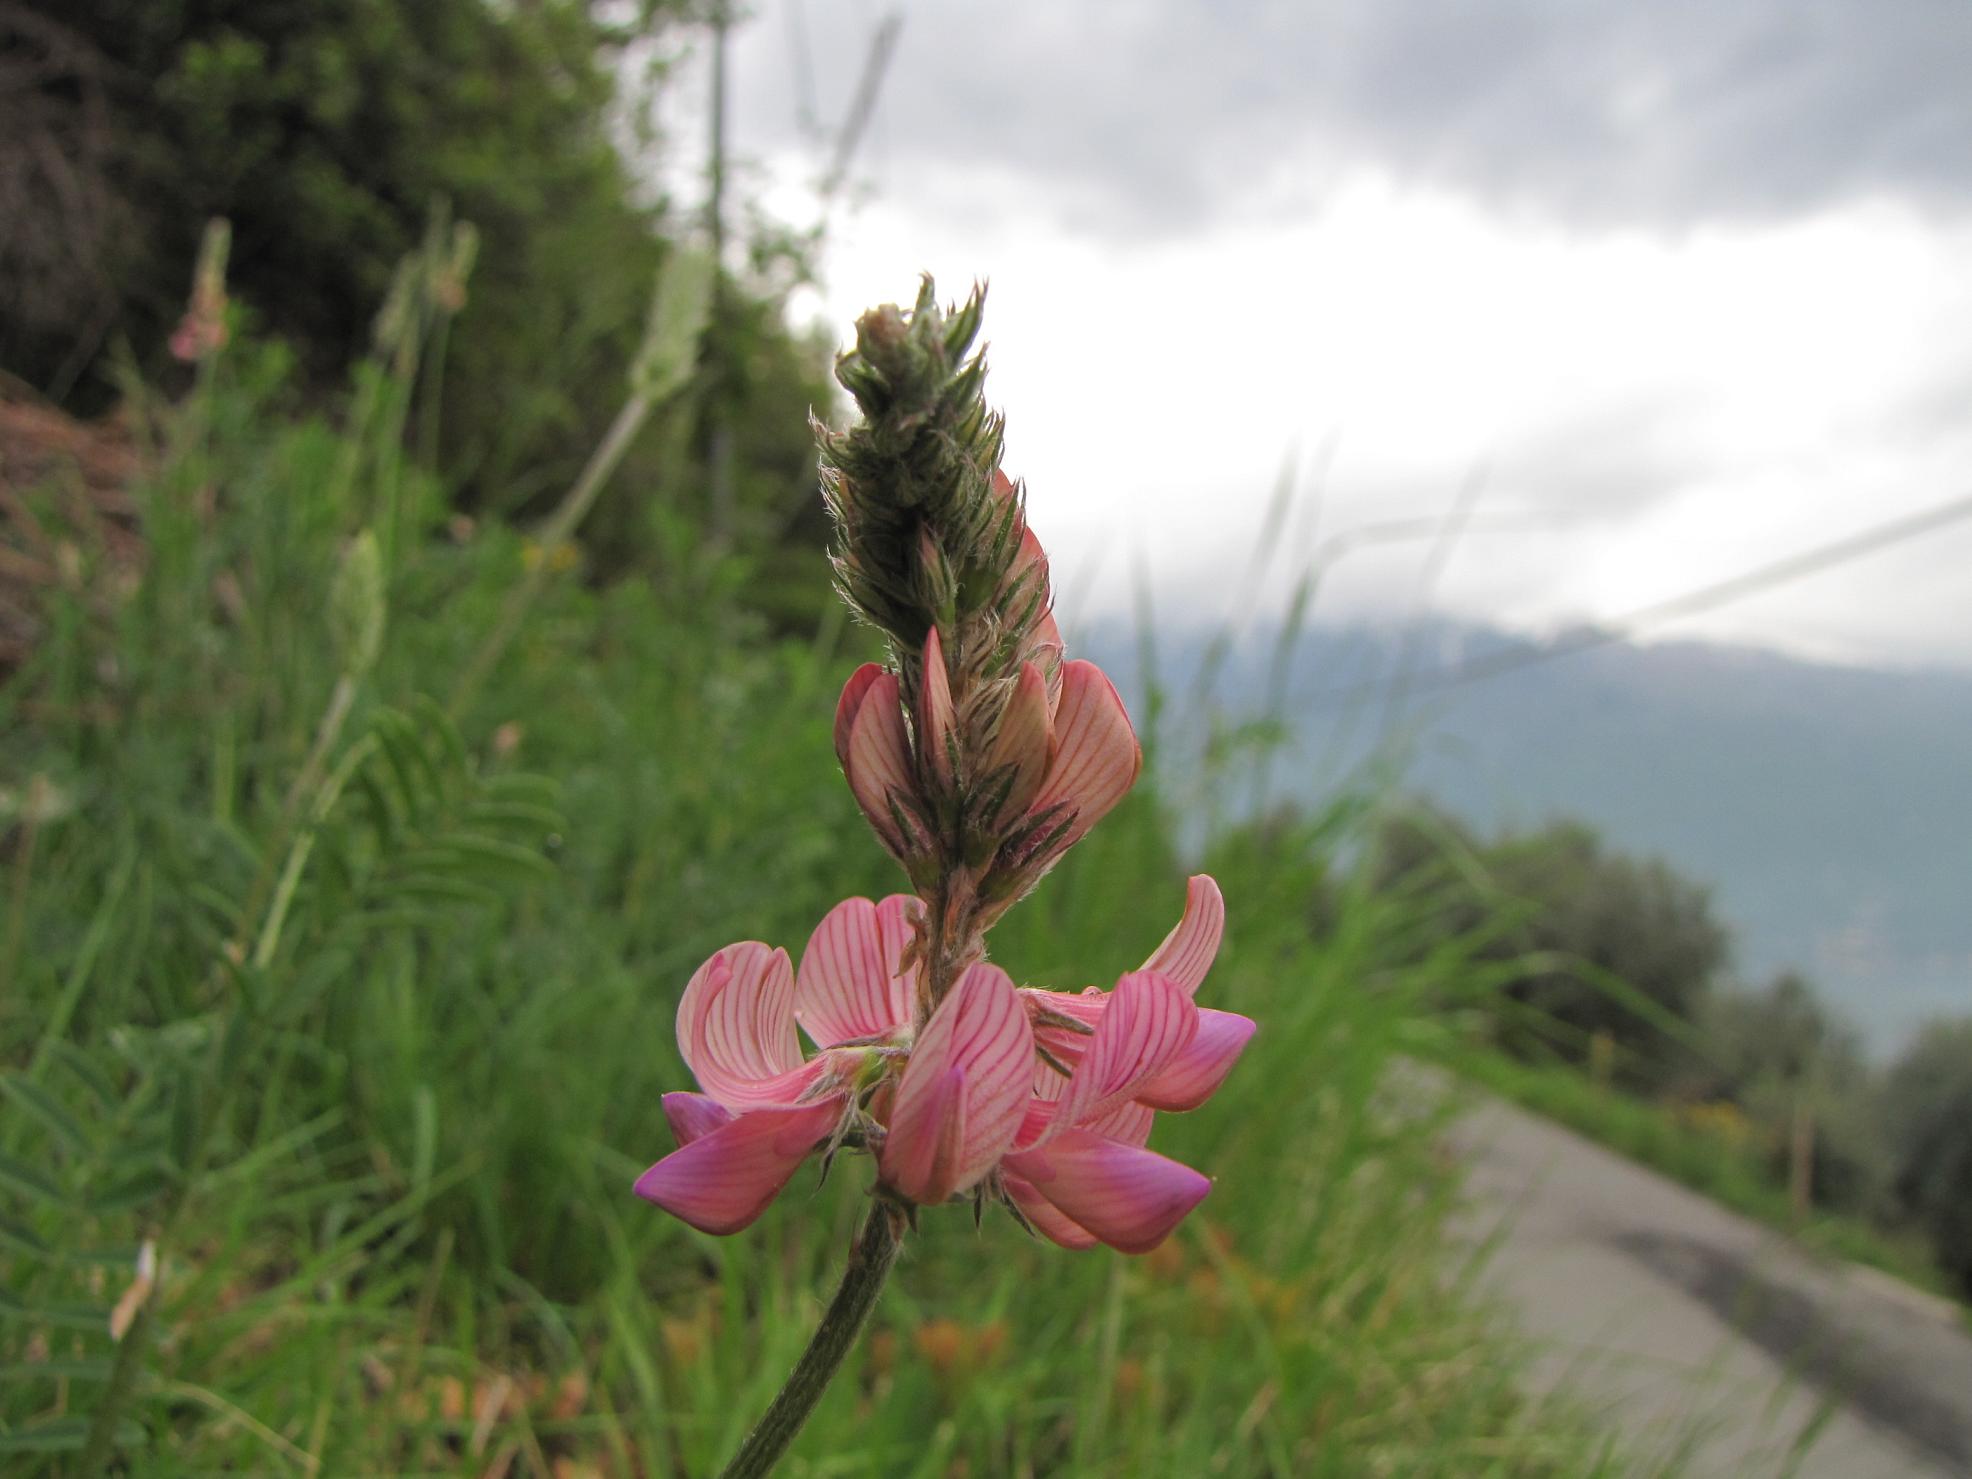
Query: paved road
1448,1097,1972,1478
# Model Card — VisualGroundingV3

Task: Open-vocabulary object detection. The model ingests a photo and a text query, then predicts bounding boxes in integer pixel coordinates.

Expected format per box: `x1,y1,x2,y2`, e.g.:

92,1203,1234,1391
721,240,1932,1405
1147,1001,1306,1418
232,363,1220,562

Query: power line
1305,490,1972,703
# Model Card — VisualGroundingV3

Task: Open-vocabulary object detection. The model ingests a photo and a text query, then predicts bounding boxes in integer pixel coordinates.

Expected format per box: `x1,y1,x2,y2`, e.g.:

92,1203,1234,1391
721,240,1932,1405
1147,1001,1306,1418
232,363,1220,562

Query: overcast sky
686,0,1972,669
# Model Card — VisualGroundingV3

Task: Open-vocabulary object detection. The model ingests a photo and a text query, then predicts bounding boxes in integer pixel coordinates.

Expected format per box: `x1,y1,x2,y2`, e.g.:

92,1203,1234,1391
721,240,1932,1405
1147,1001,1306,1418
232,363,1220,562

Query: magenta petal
1141,875,1225,997
662,1092,733,1146
1133,1009,1256,1112
880,963,1033,1204
634,1094,847,1236
676,942,812,1109
1003,1129,1210,1255
795,897,913,1049
1004,1171,1098,1251
1036,971,1197,1146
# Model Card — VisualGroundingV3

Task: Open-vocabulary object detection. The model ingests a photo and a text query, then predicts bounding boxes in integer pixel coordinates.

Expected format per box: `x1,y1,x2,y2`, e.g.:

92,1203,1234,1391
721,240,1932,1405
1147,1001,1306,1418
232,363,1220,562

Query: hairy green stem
717,1203,904,1479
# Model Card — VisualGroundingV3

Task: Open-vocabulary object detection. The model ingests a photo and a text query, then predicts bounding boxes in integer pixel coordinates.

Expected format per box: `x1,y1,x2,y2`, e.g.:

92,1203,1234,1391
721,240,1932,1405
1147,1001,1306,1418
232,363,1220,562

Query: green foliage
1883,1021,1972,1297
0,298,1623,1471
1372,804,1728,1088
5,1,836,611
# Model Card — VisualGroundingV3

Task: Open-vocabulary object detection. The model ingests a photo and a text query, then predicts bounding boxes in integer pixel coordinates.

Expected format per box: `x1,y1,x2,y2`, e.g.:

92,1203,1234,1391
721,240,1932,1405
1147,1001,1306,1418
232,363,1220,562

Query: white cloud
685,5,1972,670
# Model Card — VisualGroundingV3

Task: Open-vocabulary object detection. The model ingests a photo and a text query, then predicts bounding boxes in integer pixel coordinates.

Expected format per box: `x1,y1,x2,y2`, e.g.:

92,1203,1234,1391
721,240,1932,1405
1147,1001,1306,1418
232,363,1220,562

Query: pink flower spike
1032,970,1197,1147
1133,1009,1256,1112
1002,1129,1210,1254
841,670,920,857
920,628,957,786
1141,875,1225,996
880,963,1033,1205
983,661,1054,820
795,896,917,1049
634,1094,849,1236
1026,660,1140,853
677,943,821,1110
662,1092,733,1146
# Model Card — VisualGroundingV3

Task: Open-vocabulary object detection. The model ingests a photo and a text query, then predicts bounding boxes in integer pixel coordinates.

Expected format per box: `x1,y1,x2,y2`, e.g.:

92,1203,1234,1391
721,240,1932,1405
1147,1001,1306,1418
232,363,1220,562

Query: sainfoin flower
636,877,1251,1253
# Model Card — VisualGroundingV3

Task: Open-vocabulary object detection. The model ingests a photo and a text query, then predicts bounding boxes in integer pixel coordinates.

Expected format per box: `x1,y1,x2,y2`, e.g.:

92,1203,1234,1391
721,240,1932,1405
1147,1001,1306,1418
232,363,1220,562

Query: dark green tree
1882,1019,1972,1296
2,0,836,603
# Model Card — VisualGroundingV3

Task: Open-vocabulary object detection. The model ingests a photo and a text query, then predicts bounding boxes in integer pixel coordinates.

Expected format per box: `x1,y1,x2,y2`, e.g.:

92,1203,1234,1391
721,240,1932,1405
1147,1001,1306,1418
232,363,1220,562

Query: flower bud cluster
820,281,1141,1003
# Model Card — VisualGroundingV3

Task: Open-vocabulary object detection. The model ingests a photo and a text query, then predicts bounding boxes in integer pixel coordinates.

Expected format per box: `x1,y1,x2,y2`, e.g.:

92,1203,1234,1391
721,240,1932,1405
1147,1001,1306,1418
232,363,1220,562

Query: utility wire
1305,490,1972,704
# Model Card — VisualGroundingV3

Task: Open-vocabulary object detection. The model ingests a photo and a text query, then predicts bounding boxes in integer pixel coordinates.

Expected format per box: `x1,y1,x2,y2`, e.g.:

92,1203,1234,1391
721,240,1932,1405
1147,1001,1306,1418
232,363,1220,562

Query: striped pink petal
1141,875,1225,996
634,1094,848,1236
879,963,1033,1205
875,894,924,1005
1002,1129,1210,1254
1025,660,1140,852
920,628,956,786
1083,1099,1156,1147
1021,985,1106,1079
662,1092,733,1146
833,663,885,771
842,670,920,857
983,662,1054,821
795,897,916,1048
677,943,819,1110
1026,970,1197,1148
1133,1009,1255,1112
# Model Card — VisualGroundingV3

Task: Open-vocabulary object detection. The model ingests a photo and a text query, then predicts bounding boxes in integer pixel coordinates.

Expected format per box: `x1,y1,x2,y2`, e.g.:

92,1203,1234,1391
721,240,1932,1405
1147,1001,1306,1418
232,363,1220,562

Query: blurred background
2,1,1969,1473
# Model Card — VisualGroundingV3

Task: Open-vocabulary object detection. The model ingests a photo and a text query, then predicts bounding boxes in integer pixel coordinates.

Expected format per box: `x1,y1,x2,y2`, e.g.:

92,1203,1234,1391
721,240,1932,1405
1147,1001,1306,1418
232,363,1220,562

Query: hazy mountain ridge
1084,618,1972,1055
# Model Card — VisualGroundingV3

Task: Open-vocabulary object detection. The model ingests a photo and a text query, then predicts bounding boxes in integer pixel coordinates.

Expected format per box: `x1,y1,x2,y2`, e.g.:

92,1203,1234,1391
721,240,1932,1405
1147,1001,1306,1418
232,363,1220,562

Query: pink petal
676,943,817,1110
1031,970,1197,1146
662,1092,733,1146
1083,1099,1155,1147
1025,660,1140,854
634,1095,847,1236
982,662,1053,821
833,663,885,770
1003,1171,1098,1250
875,894,924,1009
1141,875,1225,997
880,963,1033,1205
842,671,922,857
795,897,914,1048
920,628,956,787
1003,1129,1210,1254
1133,1009,1255,1112
1021,985,1106,1077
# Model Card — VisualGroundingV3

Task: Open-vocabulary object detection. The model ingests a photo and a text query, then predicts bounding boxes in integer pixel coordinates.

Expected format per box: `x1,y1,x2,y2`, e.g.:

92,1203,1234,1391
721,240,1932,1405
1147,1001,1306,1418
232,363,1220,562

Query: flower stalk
716,1203,905,1479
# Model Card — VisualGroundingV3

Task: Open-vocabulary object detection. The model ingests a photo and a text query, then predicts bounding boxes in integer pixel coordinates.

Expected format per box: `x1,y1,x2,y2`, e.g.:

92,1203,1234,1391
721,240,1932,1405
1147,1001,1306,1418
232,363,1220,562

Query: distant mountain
1083,618,1972,1057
